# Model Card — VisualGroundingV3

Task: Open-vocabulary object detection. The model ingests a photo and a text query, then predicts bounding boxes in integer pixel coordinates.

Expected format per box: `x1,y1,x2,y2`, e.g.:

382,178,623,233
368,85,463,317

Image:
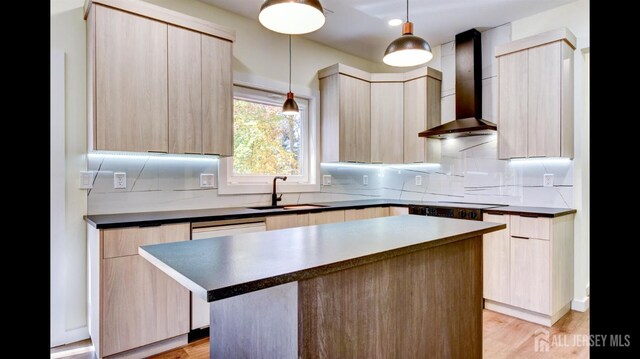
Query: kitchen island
140,215,505,358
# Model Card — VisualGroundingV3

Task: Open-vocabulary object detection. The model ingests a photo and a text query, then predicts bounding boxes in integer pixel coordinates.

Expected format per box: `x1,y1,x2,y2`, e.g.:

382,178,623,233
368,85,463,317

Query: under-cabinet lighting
321,163,440,170
508,158,572,166
88,151,219,163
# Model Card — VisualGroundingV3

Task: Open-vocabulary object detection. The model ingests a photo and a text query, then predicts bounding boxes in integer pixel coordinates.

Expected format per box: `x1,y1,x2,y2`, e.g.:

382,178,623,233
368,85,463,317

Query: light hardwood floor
50,309,589,359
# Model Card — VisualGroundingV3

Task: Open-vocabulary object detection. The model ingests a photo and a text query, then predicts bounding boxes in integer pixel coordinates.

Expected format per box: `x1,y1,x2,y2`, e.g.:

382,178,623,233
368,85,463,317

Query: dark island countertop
139,215,506,302
483,206,577,217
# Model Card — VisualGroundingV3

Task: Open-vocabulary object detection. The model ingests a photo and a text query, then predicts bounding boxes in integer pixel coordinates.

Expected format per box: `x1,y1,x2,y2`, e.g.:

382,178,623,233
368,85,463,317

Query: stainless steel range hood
418,29,497,139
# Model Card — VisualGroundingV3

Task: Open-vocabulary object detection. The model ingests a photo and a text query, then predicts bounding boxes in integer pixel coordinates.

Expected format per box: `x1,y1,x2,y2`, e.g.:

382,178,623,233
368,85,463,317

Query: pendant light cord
406,0,409,22
289,35,292,93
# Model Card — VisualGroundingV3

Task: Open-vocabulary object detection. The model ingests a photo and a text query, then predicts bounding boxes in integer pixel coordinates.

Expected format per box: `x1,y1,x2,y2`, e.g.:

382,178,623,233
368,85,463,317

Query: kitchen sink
249,204,328,210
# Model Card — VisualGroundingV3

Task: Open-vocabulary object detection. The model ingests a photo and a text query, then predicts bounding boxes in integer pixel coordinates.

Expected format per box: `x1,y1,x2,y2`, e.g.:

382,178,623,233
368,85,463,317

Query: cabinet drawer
510,215,550,240
103,223,190,258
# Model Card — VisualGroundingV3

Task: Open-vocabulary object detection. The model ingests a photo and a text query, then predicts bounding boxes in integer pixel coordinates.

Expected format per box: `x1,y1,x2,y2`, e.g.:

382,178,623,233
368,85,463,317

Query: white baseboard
571,296,590,312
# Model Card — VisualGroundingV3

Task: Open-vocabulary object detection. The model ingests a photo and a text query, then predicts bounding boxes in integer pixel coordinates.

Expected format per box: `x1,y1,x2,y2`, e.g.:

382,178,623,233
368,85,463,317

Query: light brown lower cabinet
389,206,409,216
308,210,345,225
88,223,191,358
344,207,390,221
482,213,574,326
266,213,310,231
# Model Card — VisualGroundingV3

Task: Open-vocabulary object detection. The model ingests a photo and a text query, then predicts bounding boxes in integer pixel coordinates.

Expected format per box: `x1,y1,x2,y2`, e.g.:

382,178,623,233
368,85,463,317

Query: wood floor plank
52,309,590,359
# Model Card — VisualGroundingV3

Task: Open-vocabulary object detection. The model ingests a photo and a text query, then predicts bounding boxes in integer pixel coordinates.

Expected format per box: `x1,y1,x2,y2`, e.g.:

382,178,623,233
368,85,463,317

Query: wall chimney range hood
418,29,497,139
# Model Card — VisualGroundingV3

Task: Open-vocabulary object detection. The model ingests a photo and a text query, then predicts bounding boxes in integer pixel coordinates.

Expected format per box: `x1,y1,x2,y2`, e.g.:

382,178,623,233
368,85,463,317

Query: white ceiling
199,0,574,63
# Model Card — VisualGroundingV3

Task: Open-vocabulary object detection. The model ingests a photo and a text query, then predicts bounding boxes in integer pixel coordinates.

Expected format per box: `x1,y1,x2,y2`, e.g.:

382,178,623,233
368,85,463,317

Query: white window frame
218,72,320,195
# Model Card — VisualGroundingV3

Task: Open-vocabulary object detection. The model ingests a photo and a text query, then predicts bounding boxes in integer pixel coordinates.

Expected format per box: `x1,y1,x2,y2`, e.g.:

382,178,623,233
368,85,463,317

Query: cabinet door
309,210,345,225
320,75,340,162
344,207,389,221
510,236,550,314
266,214,309,231
355,78,371,163
339,75,370,162
389,206,409,216
528,42,561,157
498,50,528,159
168,25,202,154
95,5,168,152
371,82,403,163
403,77,427,163
482,214,510,304
202,35,233,156
101,224,190,356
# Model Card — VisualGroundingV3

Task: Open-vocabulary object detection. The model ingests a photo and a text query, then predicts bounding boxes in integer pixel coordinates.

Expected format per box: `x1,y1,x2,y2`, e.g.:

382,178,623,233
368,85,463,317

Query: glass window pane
233,98,302,176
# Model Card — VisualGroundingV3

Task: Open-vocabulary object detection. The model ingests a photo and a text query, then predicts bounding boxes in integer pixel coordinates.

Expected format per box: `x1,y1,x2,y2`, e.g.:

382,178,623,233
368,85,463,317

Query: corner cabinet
496,28,576,159
86,0,235,155
403,70,442,163
482,212,574,326
319,67,371,163
318,64,441,164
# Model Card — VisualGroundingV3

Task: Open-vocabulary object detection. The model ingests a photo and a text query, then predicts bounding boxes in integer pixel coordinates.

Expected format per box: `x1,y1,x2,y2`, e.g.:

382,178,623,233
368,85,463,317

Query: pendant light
259,0,326,35
383,0,433,67
282,35,299,116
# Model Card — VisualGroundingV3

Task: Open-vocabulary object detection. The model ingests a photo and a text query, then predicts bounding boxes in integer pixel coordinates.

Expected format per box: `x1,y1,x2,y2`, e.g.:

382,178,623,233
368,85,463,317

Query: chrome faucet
271,176,287,206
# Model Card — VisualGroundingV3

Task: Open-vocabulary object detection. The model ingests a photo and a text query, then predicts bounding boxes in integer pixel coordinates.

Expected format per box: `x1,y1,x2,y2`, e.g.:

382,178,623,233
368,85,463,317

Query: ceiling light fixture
383,0,433,67
282,35,299,116
388,18,403,26
259,0,326,35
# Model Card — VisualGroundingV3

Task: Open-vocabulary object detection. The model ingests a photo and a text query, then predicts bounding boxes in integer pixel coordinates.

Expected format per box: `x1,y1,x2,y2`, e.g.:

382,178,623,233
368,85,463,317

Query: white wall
51,0,89,345
511,0,590,310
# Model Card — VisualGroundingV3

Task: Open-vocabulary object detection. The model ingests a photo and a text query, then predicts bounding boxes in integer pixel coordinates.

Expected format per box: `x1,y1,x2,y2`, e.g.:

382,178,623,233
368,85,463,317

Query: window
218,83,319,194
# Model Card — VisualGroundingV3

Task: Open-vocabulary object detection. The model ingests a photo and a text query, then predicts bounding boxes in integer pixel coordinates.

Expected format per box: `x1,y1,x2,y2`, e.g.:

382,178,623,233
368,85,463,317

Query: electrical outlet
200,173,216,188
114,172,127,189
415,175,422,186
543,174,554,187
322,175,332,186
79,171,93,189
363,175,368,186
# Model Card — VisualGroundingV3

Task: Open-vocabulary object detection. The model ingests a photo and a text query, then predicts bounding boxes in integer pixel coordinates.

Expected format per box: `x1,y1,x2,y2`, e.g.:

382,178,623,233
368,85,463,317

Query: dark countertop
139,215,506,302
483,206,577,218
85,199,575,228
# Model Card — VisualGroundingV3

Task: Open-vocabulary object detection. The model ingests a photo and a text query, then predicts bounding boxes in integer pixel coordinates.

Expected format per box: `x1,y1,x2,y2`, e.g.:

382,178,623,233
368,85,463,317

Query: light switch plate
79,171,93,189
200,173,216,188
322,175,332,186
543,174,554,187
415,175,422,186
363,175,368,186
114,172,127,189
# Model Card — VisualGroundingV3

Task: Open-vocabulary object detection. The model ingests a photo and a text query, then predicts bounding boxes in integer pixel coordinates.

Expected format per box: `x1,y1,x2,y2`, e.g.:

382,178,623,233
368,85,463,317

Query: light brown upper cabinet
318,64,441,164
202,35,233,156
86,0,235,154
93,5,168,153
371,82,403,164
168,25,202,154
319,65,371,163
403,70,442,164
496,28,575,159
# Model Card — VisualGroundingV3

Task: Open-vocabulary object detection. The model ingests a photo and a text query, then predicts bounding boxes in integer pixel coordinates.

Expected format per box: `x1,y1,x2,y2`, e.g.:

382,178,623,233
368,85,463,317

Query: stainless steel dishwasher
190,217,267,330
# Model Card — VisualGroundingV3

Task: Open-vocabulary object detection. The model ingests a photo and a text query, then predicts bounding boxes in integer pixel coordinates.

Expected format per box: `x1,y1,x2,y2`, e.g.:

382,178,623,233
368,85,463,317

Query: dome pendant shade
259,0,326,35
383,21,432,67
282,92,299,116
